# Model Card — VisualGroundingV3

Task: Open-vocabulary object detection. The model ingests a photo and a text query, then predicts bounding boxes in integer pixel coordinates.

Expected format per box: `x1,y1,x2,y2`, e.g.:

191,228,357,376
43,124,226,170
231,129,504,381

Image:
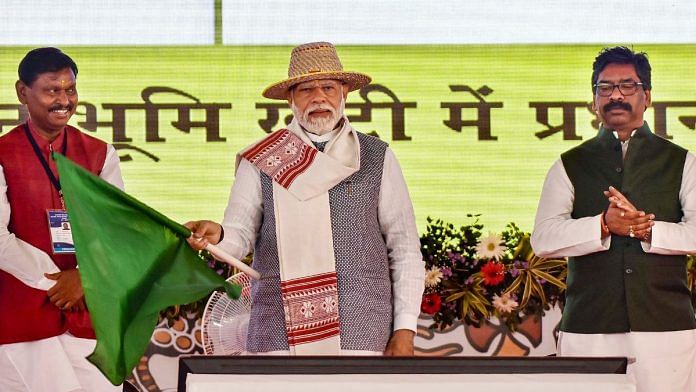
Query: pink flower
492,293,519,313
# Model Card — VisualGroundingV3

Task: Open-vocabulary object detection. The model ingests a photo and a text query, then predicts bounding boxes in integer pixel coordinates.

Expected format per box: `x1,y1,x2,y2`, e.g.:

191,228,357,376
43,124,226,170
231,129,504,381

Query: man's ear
644,89,652,111
15,80,28,105
342,83,349,99
591,95,598,113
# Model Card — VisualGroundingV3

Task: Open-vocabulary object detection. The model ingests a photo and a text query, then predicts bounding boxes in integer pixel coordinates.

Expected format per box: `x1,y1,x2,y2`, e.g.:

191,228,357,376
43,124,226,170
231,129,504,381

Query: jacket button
625,268,633,274
616,167,623,173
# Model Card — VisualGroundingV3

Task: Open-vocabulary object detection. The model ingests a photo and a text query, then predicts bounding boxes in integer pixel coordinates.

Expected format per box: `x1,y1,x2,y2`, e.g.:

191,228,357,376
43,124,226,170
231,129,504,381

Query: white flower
476,232,507,261
492,293,519,314
424,266,444,288
284,142,298,155
300,301,315,318
321,296,337,313
265,155,282,167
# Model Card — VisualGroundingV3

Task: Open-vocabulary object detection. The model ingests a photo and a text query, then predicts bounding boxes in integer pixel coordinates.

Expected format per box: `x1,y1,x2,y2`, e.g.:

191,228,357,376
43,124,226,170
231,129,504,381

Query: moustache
603,101,632,113
48,104,74,111
305,104,335,116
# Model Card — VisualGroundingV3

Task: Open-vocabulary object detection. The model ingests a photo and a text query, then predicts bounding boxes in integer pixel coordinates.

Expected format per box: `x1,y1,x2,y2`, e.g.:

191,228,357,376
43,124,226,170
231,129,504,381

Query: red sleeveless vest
0,123,107,344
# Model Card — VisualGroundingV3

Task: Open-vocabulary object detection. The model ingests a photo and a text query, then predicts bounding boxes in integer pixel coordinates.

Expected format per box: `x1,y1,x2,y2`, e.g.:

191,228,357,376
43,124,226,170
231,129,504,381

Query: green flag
54,153,241,385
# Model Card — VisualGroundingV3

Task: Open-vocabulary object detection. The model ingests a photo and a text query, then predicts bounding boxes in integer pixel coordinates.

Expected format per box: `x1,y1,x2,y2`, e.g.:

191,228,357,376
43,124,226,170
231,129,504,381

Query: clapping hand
603,186,654,241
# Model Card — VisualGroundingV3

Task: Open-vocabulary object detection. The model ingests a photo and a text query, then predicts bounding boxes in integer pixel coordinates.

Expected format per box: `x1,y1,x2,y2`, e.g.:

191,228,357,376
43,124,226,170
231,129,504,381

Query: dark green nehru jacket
560,122,696,333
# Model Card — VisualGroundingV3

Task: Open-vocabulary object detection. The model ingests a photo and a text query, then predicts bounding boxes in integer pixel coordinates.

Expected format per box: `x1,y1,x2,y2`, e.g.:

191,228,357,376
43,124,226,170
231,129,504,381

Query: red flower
421,293,442,315
481,260,505,286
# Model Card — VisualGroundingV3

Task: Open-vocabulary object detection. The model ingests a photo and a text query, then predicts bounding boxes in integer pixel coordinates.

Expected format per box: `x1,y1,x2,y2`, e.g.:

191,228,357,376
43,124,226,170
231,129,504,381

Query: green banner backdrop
2,45,696,231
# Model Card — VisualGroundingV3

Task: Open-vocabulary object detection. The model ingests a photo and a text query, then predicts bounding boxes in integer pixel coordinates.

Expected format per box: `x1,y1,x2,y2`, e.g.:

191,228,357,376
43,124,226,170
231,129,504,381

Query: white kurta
217,127,425,334
0,144,123,392
531,132,696,392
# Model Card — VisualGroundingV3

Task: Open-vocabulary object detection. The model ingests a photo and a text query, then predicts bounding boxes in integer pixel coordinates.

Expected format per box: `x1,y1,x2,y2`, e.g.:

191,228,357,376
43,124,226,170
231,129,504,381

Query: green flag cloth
54,153,241,386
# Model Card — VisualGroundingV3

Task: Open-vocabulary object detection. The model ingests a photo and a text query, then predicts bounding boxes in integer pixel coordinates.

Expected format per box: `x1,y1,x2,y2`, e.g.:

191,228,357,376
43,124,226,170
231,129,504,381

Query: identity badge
47,209,75,254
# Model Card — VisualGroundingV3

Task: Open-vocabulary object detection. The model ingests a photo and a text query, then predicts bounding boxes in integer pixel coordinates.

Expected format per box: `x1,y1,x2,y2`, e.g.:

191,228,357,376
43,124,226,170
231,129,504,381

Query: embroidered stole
239,118,360,354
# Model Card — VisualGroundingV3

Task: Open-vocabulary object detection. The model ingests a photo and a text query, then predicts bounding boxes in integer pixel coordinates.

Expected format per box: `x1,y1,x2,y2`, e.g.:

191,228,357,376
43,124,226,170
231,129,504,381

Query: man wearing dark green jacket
532,46,696,392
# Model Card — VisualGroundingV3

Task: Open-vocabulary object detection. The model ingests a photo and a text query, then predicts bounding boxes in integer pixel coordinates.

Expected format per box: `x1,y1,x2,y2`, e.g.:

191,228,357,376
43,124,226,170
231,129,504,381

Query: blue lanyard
23,123,68,200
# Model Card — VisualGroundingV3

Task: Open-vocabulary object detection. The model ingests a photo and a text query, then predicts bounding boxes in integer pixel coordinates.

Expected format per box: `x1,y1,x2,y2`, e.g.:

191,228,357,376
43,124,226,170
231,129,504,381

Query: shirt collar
26,120,66,149
611,129,637,143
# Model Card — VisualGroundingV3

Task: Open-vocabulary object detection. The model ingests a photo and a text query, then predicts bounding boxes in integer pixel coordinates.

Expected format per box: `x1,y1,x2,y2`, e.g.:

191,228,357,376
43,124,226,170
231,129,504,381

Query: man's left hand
383,329,415,356
604,186,654,241
45,269,85,312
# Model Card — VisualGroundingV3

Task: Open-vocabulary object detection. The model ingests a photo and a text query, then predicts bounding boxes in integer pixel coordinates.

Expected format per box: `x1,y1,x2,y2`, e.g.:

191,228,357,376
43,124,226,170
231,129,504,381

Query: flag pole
205,243,261,280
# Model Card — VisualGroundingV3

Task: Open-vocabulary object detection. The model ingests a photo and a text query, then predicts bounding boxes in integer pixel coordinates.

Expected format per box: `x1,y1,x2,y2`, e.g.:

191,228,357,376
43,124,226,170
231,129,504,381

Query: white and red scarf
239,117,360,354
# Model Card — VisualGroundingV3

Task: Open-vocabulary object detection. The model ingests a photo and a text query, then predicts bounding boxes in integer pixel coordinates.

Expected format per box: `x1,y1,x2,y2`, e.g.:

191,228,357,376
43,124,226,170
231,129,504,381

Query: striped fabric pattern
241,129,317,189
280,272,340,347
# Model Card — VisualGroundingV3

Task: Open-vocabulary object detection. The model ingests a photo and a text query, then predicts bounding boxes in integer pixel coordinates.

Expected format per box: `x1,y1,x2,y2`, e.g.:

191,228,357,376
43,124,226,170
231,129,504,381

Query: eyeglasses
593,81,645,97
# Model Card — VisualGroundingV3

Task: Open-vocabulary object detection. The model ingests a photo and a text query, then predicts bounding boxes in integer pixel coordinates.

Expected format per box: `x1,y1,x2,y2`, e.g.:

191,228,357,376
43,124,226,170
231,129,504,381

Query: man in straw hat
186,42,424,355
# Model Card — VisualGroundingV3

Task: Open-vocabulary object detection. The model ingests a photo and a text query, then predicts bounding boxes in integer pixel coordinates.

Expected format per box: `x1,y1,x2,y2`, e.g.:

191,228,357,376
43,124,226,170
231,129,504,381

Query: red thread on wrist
601,211,610,237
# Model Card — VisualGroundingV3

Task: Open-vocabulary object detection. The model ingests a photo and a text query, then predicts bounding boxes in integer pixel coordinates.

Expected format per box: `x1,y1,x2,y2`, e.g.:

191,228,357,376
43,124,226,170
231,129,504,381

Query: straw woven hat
262,42,371,100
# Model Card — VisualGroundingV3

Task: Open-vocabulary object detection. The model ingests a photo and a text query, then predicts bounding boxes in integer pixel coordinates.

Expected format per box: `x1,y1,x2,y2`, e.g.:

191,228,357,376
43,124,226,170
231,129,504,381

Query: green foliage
421,216,566,331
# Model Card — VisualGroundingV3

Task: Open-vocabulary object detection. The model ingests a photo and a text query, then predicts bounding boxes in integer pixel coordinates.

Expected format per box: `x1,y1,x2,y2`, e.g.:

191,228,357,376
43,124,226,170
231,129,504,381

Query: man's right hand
45,269,86,312
603,187,654,239
184,220,223,251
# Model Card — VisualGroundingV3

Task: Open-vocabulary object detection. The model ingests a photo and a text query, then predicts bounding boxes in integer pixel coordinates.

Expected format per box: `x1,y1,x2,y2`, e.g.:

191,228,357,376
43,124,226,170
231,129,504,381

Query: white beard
291,97,345,136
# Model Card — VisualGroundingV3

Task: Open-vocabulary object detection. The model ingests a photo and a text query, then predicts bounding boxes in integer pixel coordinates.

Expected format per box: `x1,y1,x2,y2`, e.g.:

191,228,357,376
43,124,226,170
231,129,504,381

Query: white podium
178,356,635,392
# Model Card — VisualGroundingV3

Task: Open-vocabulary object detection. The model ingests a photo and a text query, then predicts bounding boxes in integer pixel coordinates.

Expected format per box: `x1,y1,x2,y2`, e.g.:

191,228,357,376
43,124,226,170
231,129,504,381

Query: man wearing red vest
0,48,123,391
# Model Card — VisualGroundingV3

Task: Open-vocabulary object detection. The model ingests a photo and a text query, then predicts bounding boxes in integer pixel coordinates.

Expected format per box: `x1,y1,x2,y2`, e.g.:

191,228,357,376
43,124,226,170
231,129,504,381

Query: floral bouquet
420,215,567,331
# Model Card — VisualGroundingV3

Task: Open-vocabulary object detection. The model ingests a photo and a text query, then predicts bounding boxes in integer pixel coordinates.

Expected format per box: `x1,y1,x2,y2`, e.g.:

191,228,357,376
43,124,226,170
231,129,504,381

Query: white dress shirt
531,132,696,257
531,131,696,392
0,145,124,291
217,128,425,332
